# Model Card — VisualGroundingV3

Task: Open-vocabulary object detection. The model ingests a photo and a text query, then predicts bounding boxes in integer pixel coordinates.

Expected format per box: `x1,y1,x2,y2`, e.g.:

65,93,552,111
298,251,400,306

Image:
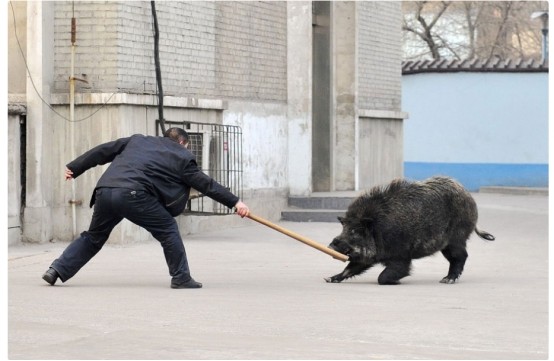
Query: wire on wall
150,1,167,134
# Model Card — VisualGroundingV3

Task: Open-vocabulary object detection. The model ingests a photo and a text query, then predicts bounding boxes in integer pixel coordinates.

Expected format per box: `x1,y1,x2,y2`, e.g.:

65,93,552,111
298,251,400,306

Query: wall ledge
50,93,228,110
8,94,27,115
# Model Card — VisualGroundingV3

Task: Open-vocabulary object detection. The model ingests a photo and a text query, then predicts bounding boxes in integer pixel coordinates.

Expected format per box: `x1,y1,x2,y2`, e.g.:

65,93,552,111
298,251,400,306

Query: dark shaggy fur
326,176,495,285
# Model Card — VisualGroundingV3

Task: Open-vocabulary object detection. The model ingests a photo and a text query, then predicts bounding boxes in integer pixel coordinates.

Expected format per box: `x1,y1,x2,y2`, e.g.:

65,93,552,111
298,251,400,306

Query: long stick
246,213,349,262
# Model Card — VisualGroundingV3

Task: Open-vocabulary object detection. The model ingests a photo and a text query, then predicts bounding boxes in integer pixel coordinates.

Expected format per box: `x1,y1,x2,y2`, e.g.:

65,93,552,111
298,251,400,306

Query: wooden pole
246,213,349,262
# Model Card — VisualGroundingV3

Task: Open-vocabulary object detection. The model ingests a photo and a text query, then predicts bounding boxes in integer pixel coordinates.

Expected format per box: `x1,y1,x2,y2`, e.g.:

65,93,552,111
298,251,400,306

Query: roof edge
402,58,548,75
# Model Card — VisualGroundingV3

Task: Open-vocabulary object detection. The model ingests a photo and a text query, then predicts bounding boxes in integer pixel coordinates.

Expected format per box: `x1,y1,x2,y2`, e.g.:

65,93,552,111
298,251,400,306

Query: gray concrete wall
331,1,357,191
46,97,170,244
12,0,290,244
214,2,287,101
40,95,288,244
223,100,288,190
286,1,313,196
52,1,287,101
22,1,56,243
356,1,406,190
357,1,402,111
358,113,405,190
7,0,26,244
329,1,405,192
8,1,27,95
8,109,24,246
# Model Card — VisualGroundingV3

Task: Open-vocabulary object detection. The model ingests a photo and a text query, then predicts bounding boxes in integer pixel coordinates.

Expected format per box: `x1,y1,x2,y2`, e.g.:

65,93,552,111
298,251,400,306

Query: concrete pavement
8,192,549,359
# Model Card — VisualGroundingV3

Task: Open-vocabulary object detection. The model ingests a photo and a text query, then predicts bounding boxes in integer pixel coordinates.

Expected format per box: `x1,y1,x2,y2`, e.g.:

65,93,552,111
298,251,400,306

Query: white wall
402,71,548,190
404,72,548,164
223,100,289,190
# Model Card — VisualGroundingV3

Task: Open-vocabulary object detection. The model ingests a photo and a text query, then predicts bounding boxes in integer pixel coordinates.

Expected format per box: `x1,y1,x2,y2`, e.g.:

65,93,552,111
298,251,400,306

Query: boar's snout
328,237,339,250
328,237,352,255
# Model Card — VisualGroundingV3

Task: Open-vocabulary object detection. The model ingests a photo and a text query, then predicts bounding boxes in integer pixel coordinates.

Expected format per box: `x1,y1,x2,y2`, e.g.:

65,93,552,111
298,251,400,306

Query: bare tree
463,1,484,59
402,1,548,62
402,1,452,60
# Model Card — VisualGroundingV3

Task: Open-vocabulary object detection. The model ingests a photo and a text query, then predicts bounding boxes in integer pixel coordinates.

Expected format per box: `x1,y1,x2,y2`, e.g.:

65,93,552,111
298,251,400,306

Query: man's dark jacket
66,134,239,216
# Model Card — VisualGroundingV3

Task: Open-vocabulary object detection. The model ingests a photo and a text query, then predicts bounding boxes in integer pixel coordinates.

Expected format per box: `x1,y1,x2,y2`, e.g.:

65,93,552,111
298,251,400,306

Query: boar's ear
337,216,345,225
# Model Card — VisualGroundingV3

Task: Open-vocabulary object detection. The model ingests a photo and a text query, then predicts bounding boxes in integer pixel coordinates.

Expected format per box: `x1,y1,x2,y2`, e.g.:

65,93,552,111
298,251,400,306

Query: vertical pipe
70,16,77,237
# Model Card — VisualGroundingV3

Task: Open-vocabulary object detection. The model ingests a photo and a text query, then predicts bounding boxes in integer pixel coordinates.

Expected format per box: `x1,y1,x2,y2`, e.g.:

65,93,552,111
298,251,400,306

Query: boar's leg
325,262,374,283
377,260,411,285
440,245,468,284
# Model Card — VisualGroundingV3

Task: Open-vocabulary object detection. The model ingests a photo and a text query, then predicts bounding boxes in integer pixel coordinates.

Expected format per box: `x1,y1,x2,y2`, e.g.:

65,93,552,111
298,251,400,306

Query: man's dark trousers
51,187,191,283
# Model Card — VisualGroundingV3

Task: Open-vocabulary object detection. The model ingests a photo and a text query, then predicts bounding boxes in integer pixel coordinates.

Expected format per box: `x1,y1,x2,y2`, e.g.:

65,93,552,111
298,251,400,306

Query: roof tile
402,57,548,74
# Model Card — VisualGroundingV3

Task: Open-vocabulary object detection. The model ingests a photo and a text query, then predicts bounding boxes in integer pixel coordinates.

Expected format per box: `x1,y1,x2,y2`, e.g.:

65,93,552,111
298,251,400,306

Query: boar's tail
475,228,495,241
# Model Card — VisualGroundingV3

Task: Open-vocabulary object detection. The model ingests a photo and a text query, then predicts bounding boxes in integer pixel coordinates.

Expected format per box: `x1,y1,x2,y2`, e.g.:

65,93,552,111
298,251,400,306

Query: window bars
156,120,243,215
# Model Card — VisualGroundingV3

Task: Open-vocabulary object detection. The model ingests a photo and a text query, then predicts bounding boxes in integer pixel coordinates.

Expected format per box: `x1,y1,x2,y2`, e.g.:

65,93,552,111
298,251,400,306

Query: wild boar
326,176,495,285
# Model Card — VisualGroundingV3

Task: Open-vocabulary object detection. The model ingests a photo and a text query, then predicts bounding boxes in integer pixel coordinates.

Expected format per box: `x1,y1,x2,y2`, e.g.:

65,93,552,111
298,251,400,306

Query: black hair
163,127,189,144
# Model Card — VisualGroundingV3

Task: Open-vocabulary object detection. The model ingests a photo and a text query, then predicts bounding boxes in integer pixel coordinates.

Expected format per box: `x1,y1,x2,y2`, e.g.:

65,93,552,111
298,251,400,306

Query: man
42,127,249,289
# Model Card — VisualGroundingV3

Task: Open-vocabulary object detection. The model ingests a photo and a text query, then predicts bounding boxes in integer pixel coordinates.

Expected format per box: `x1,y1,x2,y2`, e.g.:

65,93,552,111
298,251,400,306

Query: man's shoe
171,277,203,289
42,268,59,286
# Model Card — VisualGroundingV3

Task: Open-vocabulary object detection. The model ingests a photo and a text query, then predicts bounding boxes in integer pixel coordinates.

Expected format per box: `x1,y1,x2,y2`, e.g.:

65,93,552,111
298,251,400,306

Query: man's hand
65,167,74,180
234,200,249,218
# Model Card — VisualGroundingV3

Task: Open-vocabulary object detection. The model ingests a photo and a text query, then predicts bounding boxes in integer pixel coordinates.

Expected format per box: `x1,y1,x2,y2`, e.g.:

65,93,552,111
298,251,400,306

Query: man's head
164,127,189,147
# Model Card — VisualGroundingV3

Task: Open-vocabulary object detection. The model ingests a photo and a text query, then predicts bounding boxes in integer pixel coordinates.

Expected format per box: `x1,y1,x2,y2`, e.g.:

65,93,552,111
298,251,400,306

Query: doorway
311,1,331,192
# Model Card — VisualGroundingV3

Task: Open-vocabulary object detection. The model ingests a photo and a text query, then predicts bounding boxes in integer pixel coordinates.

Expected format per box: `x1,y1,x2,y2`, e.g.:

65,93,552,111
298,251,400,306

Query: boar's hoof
440,277,459,284
378,280,401,285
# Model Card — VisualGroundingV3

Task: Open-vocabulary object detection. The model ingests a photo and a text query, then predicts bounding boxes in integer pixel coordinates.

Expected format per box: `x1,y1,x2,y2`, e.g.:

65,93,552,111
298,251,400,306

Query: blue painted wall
402,71,548,191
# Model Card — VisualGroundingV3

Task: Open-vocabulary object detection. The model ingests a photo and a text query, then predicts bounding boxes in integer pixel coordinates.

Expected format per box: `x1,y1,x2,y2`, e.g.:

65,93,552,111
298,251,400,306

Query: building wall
8,1,405,244
7,0,27,243
52,1,287,101
223,101,288,190
355,1,405,190
8,1,27,95
21,1,57,244
358,115,404,190
8,110,24,245
11,1,291,244
358,1,402,111
215,2,287,101
287,1,313,196
403,71,548,190
331,1,357,191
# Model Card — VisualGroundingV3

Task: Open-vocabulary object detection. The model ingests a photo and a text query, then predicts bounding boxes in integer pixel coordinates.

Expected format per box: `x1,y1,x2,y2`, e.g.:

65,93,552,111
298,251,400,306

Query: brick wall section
215,1,287,101
357,1,402,111
117,2,171,93
54,1,121,92
53,1,286,102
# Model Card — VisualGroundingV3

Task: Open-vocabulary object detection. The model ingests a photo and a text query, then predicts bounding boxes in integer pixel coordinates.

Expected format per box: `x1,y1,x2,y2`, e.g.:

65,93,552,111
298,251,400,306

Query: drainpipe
69,15,77,237
68,12,87,236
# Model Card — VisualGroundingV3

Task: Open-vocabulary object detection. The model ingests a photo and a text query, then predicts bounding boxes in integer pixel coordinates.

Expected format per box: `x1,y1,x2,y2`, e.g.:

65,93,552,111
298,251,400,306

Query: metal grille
186,132,205,169
157,120,243,215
